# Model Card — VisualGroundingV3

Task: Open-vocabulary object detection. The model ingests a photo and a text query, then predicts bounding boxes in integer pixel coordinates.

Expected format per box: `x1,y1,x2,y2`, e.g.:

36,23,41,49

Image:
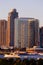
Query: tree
37,58,43,65
29,58,36,65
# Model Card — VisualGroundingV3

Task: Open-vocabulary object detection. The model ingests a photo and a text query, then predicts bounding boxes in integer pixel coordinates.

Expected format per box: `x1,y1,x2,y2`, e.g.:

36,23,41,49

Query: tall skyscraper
8,9,18,47
14,18,40,48
28,19,40,47
0,20,7,47
40,27,43,48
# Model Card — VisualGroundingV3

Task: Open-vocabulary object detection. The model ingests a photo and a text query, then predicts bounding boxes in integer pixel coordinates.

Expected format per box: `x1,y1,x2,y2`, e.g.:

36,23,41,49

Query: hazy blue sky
0,0,43,27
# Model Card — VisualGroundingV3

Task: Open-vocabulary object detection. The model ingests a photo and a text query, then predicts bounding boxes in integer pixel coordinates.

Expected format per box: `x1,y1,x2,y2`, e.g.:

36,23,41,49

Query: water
0,54,43,60
0,54,4,58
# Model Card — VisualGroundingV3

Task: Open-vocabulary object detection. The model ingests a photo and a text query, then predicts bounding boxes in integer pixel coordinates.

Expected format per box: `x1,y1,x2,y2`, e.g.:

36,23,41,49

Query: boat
4,53,20,58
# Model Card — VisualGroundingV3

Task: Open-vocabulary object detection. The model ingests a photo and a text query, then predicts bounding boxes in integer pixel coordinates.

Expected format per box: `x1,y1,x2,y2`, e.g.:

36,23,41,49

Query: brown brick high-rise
0,20,7,47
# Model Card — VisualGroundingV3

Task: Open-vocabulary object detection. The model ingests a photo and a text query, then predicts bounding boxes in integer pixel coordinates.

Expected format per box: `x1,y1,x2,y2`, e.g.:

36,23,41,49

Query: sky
0,0,43,27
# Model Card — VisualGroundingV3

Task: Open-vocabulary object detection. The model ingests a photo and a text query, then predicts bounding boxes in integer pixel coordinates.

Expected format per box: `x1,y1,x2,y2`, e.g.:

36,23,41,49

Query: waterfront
0,52,43,60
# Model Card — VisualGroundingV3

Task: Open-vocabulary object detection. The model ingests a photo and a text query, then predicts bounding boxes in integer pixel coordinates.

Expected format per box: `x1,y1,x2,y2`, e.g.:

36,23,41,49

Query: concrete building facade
14,18,40,48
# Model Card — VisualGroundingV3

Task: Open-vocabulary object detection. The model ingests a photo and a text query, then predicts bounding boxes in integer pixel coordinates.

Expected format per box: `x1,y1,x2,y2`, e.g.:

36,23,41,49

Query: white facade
14,19,19,48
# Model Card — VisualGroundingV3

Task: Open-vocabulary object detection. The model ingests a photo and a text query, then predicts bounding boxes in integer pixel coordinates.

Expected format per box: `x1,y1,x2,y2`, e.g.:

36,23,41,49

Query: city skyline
0,8,42,49
0,0,43,27
0,0,43,60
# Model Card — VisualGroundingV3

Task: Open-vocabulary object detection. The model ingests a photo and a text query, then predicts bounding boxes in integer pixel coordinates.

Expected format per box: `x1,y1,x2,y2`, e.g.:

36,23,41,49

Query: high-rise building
14,18,40,48
8,9,18,47
0,20,7,47
40,27,43,48
28,19,40,47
